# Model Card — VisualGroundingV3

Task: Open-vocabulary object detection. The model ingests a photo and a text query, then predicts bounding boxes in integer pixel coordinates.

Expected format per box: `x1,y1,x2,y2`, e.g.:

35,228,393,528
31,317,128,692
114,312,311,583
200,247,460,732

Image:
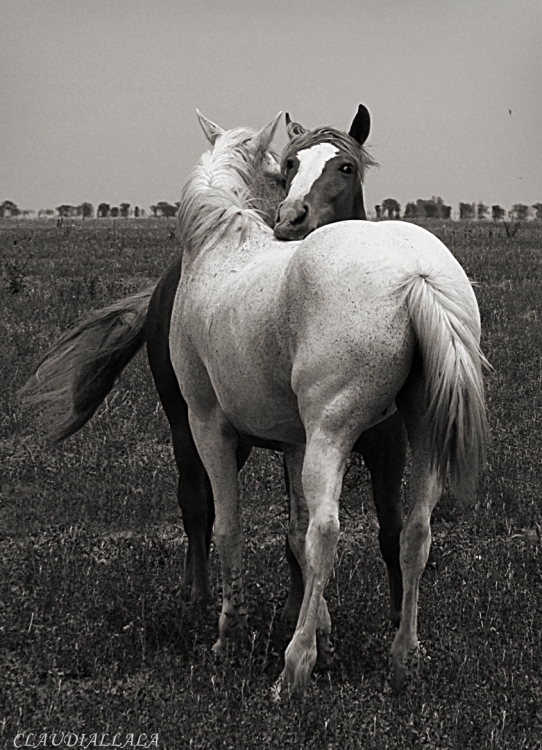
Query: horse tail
19,285,155,443
398,268,490,500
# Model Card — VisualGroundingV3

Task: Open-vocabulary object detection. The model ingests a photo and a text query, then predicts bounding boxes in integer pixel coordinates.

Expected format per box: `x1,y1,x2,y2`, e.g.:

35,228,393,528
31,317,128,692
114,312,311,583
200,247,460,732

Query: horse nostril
275,201,310,233
291,204,309,226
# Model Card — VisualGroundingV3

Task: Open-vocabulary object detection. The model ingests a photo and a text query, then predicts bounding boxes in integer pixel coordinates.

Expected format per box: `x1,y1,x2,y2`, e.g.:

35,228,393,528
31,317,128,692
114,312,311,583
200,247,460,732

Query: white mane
177,127,271,256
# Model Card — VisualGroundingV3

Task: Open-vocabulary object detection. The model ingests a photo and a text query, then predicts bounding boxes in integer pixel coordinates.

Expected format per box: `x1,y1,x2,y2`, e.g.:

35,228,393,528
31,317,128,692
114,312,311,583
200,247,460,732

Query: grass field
1,218,541,749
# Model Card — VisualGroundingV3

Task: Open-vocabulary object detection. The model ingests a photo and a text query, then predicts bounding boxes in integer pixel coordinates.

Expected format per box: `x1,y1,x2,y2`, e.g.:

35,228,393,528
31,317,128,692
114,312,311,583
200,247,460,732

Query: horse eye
286,159,295,171
339,164,354,174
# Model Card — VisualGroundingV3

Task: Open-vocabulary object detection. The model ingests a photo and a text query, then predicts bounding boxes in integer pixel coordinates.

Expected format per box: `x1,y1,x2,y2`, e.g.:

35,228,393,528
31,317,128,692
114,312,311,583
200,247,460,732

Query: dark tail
19,286,155,443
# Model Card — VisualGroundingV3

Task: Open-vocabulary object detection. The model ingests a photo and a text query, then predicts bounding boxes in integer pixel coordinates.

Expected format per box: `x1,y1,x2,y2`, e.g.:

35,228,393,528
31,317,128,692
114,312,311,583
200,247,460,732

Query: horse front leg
176,436,251,604
187,407,247,654
277,432,346,696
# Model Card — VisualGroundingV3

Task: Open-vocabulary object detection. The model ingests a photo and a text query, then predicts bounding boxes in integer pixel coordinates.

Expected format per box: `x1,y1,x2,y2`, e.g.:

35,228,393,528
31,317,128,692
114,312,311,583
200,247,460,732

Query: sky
1,0,541,216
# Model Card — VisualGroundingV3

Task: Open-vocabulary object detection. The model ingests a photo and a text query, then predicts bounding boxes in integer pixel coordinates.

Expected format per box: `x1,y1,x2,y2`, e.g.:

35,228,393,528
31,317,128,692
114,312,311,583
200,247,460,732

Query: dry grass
1,219,541,749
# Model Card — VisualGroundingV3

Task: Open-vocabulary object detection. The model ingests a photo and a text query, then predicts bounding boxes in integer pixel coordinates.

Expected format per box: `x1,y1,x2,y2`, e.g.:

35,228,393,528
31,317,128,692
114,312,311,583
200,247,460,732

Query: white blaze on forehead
287,143,339,201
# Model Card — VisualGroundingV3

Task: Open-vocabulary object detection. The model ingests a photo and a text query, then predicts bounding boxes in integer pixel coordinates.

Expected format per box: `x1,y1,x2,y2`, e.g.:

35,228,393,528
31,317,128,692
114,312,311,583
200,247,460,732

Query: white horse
167,113,488,695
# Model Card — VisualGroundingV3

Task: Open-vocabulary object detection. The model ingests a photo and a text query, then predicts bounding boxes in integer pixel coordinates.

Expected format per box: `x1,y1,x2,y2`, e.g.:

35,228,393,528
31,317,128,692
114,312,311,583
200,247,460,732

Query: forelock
281,126,377,181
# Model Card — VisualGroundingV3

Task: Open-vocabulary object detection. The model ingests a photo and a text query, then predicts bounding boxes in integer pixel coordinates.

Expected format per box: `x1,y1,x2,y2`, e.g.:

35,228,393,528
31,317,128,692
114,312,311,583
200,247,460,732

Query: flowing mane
177,127,274,256
281,126,377,183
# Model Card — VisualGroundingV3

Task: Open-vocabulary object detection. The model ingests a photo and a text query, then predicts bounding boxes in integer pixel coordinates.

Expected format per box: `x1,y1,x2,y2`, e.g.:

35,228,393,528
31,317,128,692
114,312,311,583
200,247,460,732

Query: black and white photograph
1,1,541,747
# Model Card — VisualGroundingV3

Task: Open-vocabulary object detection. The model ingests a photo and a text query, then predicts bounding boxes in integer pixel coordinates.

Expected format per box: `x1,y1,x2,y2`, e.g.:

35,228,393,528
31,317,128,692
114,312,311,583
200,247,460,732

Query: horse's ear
196,110,225,144
253,112,283,151
348,104,371,146
286,113,307,140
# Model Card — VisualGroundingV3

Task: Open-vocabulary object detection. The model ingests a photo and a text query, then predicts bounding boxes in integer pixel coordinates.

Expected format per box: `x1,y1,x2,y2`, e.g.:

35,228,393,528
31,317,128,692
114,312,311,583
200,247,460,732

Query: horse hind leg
282,446,334,671
356,411,407,627
278,432,347,695
281,448,306,626
390,380,441,692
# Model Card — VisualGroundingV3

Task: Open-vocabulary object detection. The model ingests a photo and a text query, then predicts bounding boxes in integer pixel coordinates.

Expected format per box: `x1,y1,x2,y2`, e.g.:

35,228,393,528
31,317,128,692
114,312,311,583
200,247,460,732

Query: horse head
274,104,375,240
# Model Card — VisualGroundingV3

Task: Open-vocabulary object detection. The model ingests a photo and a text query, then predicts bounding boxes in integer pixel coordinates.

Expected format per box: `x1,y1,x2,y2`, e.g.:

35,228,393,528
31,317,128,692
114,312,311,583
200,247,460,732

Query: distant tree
416,199,439,219
415,200,428,219
533,203,542,220
411,197,450,220
381,198,401,219
120,202,130,218
403,202,417,220
110,206,119,218
492,205,505,221
150,205,158,217
477,202,489,220
511,204,528,220
374,205,381,219
155,201,177,218
0,200,20,218
424,201,439,219
98,203,110,218
56,205,75,217
433,196,451,219
459,202,475,220
77,202,93,219
134,206,140,218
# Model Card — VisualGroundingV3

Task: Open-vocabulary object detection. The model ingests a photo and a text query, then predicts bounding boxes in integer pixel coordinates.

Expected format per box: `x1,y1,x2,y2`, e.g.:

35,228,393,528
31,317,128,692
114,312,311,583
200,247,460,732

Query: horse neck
178,159,265,259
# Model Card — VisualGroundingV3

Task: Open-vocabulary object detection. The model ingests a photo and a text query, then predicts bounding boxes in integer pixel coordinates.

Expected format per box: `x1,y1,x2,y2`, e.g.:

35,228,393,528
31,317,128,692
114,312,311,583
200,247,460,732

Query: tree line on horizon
0,200,179,220
375,197,542,221
1,198,542,222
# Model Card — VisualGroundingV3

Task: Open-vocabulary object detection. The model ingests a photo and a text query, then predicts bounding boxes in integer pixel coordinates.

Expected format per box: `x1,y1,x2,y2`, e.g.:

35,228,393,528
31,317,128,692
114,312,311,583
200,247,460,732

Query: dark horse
20,105,407,634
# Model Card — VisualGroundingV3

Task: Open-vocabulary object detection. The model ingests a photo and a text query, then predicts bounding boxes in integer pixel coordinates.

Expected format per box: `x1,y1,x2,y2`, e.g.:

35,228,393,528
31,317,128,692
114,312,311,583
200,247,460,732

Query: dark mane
281,126,378,182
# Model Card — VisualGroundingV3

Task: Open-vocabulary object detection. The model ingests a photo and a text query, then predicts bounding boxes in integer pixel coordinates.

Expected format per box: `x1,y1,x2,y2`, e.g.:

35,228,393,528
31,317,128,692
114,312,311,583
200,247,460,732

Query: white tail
398,268,490,499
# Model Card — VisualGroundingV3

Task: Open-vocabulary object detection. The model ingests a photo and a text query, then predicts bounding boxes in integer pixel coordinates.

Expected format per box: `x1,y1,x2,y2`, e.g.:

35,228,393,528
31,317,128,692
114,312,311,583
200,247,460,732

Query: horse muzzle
274,200,315,240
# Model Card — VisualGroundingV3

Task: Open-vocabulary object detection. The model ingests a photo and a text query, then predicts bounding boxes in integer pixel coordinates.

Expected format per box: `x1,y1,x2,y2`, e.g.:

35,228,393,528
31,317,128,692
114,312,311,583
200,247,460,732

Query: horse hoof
273,670,306,701
211,638,224,660
390,645,418,694
180,584,213,608
271,677,284,703
314,625,336,672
